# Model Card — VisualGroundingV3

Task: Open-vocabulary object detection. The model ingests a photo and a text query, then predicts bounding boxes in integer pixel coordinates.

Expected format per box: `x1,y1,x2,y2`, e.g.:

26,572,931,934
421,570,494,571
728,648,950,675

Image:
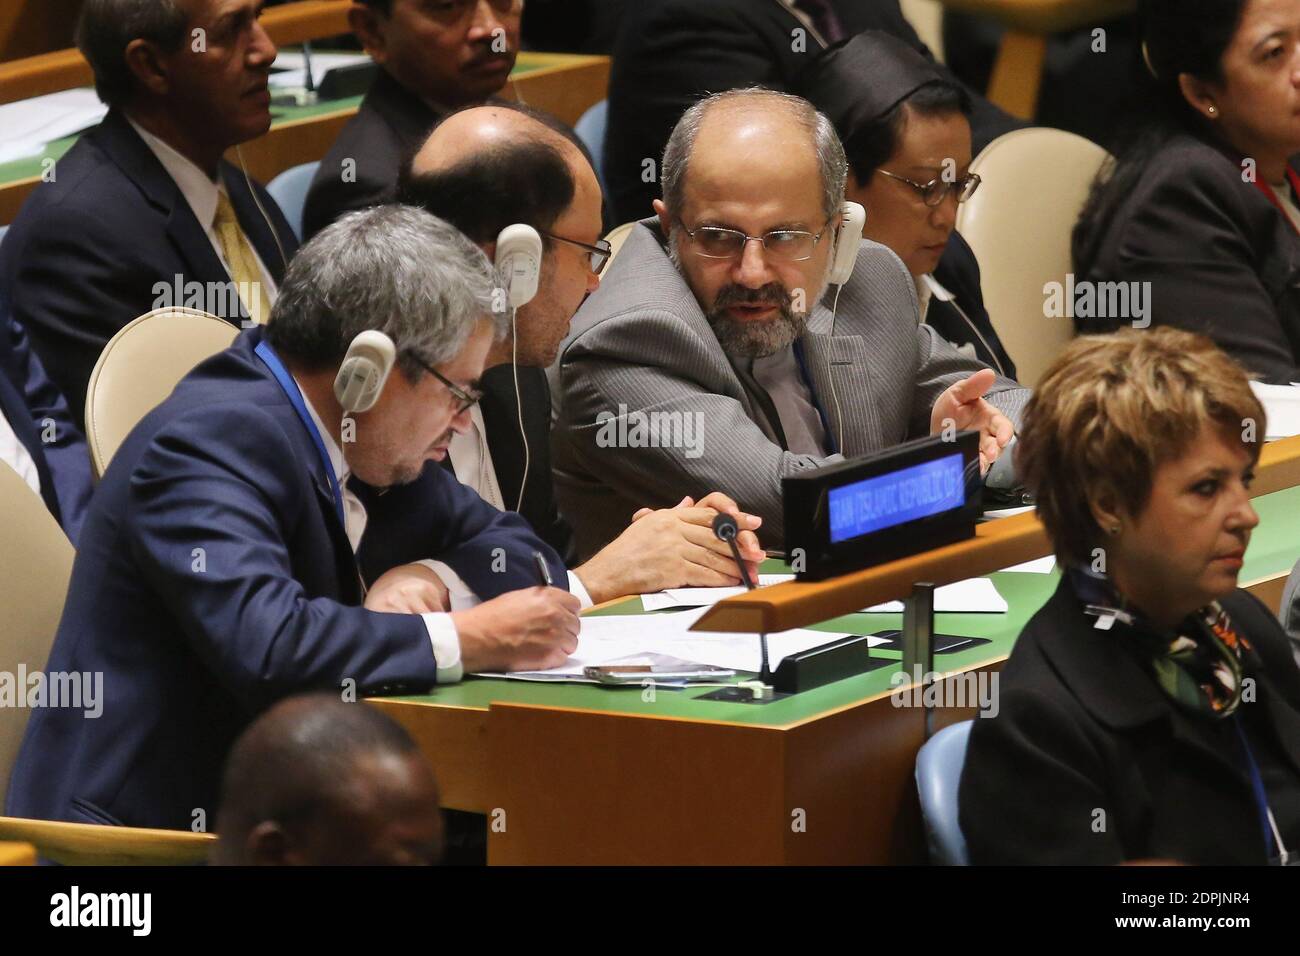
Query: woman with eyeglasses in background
1073,0,1300,384
798,30,1015,378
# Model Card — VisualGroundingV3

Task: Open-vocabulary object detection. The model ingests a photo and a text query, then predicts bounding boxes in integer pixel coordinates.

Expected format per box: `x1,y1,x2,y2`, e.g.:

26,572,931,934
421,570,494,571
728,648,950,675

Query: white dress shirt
445,408,593,608
128,117,279,304
0,408,41,498
296,379,466,684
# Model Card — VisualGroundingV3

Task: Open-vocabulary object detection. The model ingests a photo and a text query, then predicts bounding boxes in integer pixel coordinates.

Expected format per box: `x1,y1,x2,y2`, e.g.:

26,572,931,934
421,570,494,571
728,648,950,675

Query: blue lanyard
792,339,840,456
254,340,346,528
1232,715,1280,860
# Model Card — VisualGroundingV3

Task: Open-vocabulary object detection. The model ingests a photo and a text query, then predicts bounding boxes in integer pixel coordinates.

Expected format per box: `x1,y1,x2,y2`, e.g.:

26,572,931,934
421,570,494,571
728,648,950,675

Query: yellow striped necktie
213,190,273,325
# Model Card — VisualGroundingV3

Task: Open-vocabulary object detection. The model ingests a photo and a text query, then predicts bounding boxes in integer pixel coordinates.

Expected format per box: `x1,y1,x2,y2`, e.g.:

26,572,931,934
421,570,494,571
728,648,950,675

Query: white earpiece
333,329,397,413
495,223,542,309
827,201,867,286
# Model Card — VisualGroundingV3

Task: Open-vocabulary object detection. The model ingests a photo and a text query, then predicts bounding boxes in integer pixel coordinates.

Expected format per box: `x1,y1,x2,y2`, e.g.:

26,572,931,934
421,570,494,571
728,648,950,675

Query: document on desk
473,606,889,683
1249,381,1300,439
641,576,1007,614
0,89,108,164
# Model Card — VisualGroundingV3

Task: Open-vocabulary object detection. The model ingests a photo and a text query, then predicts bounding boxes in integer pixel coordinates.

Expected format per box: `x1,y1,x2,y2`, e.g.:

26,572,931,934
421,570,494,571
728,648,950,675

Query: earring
1207,105,1218,115
1109,525,1121,536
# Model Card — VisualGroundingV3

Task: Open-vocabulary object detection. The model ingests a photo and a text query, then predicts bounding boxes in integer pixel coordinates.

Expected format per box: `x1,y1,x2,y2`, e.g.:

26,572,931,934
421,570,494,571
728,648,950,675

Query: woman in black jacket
959,327,1300,865
798,31,1017,378
1073,0,1300,384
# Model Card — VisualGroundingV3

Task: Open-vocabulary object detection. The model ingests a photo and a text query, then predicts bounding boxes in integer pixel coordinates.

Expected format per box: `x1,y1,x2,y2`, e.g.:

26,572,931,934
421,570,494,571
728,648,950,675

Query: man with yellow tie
0,0,299,429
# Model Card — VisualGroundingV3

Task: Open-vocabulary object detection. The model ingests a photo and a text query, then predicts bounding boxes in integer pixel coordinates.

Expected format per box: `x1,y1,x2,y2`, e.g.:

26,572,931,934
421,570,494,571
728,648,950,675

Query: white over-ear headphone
495,223,542,308
333,329,397,413
493,223,542,512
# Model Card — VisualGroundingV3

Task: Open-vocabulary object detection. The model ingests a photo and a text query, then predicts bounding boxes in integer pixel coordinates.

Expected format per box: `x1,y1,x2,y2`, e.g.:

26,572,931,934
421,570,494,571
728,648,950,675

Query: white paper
859,578,1007,614
998,555,1056,574
1249,381,1300,439
640,574,795,610
473,605,889,680
269,51,372,89
0,88,107,164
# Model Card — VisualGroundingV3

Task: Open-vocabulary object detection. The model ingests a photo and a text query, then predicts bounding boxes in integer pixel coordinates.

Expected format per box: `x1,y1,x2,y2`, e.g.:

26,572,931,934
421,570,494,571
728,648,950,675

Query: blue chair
914,719,974,865
266,161,320,242
574,99,608,192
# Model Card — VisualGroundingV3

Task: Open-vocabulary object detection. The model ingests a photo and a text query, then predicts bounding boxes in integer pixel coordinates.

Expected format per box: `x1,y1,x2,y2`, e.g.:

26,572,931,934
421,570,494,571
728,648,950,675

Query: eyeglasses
676,219,834,261
876,168,982,207
409,355,484,414
539,230,614,275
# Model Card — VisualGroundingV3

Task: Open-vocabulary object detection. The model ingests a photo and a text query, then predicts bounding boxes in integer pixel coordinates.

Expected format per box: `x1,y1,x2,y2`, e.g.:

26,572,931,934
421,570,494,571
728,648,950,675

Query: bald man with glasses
550,89,1029,558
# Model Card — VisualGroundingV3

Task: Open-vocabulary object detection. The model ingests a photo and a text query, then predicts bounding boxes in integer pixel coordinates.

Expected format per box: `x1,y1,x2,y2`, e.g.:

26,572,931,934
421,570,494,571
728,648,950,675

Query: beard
705,282,808,358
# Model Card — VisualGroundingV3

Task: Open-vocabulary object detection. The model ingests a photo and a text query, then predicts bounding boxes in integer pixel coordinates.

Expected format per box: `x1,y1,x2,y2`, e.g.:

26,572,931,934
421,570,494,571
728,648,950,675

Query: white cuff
415,559,481,611
566,570,593,610
420,612,463,684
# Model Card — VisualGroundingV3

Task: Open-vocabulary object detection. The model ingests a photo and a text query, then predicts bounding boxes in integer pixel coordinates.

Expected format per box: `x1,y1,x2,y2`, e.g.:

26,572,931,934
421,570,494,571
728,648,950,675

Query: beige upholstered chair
955,127,1112,386
0,460,74,805
603,221,639,270
85,307,237,477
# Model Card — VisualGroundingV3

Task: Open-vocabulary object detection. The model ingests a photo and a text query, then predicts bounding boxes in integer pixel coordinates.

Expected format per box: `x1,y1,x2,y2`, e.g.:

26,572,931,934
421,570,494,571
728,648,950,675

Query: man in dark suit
398,103,765,603
5,206,581,830
603,0,1023,225
0,0,299,430
302,0,522,240
0,291,93,543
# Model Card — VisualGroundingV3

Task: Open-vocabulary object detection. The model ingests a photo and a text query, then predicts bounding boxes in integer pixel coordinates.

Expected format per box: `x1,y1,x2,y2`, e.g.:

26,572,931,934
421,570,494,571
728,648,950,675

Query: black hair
76,0,190,108
398,104,581,246
841,80,972,186
214,695,424,860
355,0,394,14
1073,0,1249,276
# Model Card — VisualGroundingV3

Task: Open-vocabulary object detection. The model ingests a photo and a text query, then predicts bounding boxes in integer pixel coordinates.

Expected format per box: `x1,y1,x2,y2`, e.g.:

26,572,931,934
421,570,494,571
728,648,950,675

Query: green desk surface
386,484,1300,727
0,54,552,187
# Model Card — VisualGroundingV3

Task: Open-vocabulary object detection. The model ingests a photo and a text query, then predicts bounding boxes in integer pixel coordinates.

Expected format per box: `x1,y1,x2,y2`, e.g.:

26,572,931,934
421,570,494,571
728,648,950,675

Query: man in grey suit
551,89,1029,557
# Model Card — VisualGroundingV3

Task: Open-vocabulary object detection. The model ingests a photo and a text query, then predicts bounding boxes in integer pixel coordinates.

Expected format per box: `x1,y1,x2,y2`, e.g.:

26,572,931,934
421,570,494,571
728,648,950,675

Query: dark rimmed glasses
876,168,982,207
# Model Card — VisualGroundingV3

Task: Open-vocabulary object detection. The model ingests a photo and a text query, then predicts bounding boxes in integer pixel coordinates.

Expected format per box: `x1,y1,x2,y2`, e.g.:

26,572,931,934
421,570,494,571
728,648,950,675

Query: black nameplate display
783,433,982,581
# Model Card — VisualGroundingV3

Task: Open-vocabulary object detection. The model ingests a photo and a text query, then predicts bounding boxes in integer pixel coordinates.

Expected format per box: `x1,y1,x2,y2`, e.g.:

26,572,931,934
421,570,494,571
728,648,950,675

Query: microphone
711,513,756,591
712,512,769,683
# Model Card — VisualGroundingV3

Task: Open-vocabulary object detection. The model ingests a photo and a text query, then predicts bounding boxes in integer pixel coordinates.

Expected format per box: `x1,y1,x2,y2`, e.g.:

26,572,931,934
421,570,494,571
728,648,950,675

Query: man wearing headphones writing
391,103,766,606
7,207,579,831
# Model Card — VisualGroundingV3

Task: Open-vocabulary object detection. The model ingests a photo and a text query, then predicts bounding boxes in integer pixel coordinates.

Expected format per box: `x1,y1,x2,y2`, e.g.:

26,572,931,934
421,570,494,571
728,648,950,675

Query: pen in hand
532,550,554,588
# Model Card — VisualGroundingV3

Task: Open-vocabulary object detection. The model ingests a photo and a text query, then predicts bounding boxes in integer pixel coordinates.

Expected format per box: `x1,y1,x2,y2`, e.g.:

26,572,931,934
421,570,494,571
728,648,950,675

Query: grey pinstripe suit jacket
549,220,1030,558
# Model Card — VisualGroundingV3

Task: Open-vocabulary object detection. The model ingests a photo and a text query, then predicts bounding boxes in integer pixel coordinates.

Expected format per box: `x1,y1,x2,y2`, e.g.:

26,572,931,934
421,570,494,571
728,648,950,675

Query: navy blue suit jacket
0,290,92,542
0,109,299,430
4,328,566,829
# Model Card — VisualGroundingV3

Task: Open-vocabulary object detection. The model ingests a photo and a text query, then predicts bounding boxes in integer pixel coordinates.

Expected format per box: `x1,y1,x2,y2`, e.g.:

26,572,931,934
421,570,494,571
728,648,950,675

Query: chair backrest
0,816,216,865
955,127,1112,386
266,160,321,242
603,220,638,270
574,99,608,192
85,307,237,478
0,461,75,803
914,719,974,865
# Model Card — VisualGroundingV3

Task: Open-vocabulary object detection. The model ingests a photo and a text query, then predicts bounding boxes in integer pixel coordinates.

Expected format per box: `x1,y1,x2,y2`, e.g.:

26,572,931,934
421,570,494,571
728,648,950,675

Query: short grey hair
77,0,190,108
265,205,503,382
661,88,847,222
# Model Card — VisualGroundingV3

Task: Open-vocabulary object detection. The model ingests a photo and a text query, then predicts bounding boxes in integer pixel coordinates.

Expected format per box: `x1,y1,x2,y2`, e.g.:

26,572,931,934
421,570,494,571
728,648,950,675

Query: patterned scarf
1068,567,1252,718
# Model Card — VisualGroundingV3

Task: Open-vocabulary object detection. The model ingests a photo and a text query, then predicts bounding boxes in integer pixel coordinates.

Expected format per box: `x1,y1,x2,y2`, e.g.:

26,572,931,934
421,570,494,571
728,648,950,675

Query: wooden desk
372,437,1300,864
0,841,36,866
935,0,1136,119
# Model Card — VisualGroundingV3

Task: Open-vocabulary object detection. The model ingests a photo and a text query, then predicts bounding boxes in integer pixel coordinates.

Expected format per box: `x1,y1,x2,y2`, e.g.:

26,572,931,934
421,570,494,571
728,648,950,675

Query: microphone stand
713,514,770,685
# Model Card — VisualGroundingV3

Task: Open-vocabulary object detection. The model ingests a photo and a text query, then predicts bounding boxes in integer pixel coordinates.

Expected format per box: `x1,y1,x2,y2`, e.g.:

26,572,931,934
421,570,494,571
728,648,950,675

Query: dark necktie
792,0,847,45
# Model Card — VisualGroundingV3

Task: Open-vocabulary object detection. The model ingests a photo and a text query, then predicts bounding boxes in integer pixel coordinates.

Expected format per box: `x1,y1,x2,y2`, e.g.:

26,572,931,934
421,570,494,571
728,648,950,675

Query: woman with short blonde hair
960,327,1300,865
